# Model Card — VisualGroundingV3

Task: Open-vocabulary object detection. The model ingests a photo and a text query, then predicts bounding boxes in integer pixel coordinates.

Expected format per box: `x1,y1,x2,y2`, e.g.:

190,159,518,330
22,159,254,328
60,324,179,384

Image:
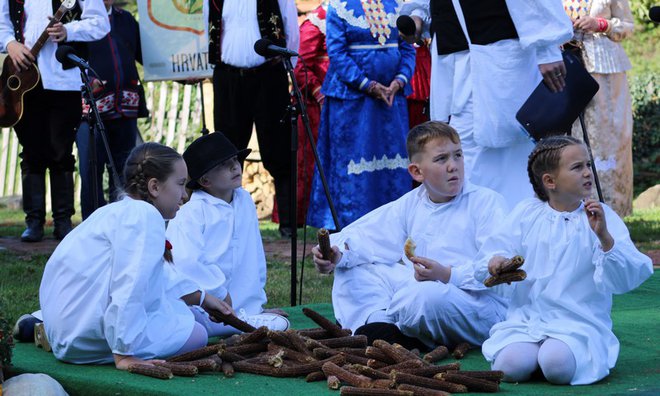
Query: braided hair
123,142,182,263
527,135,583,201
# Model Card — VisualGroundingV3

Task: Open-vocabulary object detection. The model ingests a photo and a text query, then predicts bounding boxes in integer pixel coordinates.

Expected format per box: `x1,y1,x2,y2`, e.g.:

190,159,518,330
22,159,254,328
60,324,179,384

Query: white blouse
40,197,199,364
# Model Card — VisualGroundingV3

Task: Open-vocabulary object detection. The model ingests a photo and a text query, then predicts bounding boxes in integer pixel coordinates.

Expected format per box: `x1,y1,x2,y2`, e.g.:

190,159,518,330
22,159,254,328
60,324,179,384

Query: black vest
208,0,286,65
8,0,88,69
430,0,518,55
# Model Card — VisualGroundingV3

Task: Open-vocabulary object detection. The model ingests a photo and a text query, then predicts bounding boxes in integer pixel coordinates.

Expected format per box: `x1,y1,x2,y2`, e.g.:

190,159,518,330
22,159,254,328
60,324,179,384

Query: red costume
407,43,431,129
273,5,329,226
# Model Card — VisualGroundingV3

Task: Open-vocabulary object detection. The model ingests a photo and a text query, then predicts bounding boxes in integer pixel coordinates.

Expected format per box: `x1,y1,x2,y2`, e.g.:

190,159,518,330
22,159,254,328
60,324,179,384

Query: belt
218,59,282,77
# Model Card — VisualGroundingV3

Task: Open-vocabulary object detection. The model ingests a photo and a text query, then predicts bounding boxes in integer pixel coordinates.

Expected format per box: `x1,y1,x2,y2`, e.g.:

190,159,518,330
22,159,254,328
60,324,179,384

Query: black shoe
12,314,42,342
355,322,429,352
53,220,73,240
279,226,293,239
21,222,44,242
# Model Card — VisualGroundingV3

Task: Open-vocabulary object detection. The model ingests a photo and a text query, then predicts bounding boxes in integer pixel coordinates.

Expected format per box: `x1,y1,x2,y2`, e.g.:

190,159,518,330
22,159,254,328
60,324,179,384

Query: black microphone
253,38,298,58
55,45,92,70
650,6,660,22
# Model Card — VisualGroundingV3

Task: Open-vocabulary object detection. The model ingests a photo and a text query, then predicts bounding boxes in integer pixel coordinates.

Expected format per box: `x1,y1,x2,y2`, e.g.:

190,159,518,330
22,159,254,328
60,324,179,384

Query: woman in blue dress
307,0,416,230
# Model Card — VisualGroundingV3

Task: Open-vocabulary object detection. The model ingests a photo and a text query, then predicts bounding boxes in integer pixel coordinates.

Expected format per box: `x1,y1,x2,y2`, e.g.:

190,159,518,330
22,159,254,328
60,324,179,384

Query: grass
0,207,658,327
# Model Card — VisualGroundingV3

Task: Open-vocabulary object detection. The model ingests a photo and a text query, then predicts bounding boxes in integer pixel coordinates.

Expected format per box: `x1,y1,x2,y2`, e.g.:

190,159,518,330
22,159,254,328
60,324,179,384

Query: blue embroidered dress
307,0,416,230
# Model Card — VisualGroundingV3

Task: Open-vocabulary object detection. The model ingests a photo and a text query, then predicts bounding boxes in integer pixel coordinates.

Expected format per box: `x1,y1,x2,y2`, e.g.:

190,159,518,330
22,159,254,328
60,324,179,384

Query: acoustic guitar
0,0,76,127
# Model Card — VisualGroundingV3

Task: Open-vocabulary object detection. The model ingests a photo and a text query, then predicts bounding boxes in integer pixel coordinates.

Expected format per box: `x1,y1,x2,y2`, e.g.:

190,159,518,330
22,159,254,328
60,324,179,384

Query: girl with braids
38,143,233,368
473,135,652,385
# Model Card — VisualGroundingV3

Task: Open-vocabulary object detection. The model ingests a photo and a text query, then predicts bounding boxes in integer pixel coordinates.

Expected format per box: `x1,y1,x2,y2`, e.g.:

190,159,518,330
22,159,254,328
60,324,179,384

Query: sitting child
39,143,233,368
474,135,653,385
166,132,288,337
312,121,509,348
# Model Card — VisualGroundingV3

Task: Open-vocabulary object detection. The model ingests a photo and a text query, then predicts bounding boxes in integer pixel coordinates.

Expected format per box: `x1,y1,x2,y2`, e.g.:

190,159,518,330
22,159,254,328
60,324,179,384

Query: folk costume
564,0,635,217
205,0,299,236
307,0,416,230
407,43,431,129
401,0,573,209
40,198,200,364
474,198,653,384
329,183,509,347
272,4,329,228
0,0,109,240
166,189,268,336
77,4,143,219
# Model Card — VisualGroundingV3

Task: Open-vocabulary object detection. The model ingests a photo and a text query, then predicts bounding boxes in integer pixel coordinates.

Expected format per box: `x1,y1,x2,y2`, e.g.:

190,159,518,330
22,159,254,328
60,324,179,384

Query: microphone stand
198,80,210,135
282,55,340,306
79,66,122,213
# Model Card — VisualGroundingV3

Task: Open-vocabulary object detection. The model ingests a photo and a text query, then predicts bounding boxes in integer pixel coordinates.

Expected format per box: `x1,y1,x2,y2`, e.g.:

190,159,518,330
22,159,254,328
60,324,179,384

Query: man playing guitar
0,0,109,242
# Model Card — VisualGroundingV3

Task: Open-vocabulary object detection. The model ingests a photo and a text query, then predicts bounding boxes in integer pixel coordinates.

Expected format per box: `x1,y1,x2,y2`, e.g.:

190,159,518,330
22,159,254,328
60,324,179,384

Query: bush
0,296,14,380
630,73,660,194
630,0,657,31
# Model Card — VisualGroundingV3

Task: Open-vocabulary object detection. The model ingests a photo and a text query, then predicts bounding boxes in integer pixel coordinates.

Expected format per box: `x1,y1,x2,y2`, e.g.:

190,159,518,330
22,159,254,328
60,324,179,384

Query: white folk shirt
166,189,268,316
203,0,299,68
0,0,110,91
329,182,508,332
39,198,199,364
474,198,653,385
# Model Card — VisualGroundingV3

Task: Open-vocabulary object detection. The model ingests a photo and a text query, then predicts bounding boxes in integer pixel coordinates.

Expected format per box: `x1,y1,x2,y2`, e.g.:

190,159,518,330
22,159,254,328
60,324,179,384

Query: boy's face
408,137,464,203
198,156,243,200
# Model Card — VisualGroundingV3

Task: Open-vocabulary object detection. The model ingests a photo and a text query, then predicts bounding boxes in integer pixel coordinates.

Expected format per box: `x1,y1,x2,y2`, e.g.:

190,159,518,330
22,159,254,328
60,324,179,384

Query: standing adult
401,0,573,210
0,0,110,241
76,0,143,220
273,3,329,228
306,0,416,230
564,0,635,217
205,0,299,237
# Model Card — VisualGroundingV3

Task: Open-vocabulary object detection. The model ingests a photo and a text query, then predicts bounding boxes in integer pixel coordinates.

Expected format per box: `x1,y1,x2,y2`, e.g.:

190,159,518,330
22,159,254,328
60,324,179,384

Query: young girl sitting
39,143,233,369
474,135,653,385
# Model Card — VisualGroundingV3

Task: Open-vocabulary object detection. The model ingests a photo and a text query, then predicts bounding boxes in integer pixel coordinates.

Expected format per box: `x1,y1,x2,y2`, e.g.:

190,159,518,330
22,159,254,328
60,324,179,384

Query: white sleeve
505,0,573,64
330,196,410,269
103,205,167,355
592,206,653,294
280,0,299,66
65,0,110,42
0,0,15,52
166,206,229,300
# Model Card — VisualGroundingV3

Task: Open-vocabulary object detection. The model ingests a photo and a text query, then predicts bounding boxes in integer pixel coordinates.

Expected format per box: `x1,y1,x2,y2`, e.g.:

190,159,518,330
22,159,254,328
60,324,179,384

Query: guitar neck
29,5,69,59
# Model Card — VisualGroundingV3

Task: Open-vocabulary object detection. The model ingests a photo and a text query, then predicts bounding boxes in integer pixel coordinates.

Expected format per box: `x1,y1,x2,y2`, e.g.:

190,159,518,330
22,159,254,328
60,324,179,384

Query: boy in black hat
166,132,289,336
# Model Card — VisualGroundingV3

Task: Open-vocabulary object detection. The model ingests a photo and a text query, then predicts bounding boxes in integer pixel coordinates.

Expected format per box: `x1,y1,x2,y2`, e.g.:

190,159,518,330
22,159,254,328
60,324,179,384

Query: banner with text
137,0,212,81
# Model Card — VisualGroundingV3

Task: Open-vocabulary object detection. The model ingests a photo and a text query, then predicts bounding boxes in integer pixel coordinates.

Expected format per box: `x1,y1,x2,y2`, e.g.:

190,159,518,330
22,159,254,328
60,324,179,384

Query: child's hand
114,354,164,370
584,199,614,251
411,256,450,283
202,294,235,321
312,244,342,274
488,256,508,276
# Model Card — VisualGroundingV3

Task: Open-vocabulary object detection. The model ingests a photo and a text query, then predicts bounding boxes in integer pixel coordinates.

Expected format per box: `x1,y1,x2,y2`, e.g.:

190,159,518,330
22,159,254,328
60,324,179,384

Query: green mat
9,271,660,395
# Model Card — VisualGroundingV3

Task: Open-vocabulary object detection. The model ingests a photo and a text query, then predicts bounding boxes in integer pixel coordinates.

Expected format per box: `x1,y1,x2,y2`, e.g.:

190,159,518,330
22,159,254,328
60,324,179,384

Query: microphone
253,38,298,58
650,6,660,22
55,45,91,70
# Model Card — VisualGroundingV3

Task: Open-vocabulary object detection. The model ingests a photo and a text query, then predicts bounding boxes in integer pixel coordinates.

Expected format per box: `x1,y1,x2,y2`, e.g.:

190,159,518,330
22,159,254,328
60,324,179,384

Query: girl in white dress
474,135,652,385
40,143,233,369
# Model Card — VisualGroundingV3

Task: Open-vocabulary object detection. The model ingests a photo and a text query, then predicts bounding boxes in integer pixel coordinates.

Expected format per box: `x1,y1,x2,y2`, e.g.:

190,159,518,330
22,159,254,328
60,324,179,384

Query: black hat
183,132,251,189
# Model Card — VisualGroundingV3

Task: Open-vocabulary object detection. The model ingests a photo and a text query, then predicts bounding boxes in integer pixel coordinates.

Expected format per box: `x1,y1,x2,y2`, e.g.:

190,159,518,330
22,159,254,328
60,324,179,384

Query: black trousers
212,61,292,182
14,83,82,173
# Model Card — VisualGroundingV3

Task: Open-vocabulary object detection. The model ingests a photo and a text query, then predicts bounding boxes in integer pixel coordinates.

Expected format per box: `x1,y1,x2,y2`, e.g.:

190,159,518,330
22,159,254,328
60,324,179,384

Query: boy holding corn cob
312,121,508,349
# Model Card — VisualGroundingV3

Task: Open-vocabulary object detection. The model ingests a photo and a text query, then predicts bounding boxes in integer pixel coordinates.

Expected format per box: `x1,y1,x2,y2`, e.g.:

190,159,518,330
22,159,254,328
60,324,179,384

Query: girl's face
545,144,593,207
149,159,189,220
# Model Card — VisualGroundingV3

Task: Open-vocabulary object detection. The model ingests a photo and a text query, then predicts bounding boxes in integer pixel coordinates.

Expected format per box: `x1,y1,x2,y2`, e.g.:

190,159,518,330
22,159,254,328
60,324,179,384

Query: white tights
492,339,576,384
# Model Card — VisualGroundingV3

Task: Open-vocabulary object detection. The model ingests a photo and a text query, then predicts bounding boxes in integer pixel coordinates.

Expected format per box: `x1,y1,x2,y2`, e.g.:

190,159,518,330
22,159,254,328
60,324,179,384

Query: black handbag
136,80,150,118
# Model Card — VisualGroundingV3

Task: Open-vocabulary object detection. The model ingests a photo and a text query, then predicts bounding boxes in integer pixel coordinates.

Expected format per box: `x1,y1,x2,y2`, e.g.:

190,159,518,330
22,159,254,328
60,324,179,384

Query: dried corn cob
499,255,524,273
128,364,173,380
397,384,451,396
318,228,333,261
373,340,419,364
306,370,326,382
396,362,460,377
227,342,268,356
221,362,234,377
435,372,499,392
319,335,368,349
365,346,396,364
451,342,471,359
422,346,449,363
484,269,527,287
390,371,468,393
378,359,424,373
322,361,373,388
167,343,223,362
327,375,342,390
302,307,349,338
340,386,414,396
154,362,198,377
445,369,503,382
237,326,269,345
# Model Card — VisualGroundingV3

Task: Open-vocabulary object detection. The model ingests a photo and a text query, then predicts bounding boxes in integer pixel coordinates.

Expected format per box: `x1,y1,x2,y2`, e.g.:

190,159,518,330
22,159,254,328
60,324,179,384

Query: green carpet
8,272,660,395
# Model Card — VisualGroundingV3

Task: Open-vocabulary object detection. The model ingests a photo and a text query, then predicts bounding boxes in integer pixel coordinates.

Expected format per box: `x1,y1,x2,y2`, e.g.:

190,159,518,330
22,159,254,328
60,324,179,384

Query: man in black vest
400,0,573,210
0,0,110,241
206,0,299,237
